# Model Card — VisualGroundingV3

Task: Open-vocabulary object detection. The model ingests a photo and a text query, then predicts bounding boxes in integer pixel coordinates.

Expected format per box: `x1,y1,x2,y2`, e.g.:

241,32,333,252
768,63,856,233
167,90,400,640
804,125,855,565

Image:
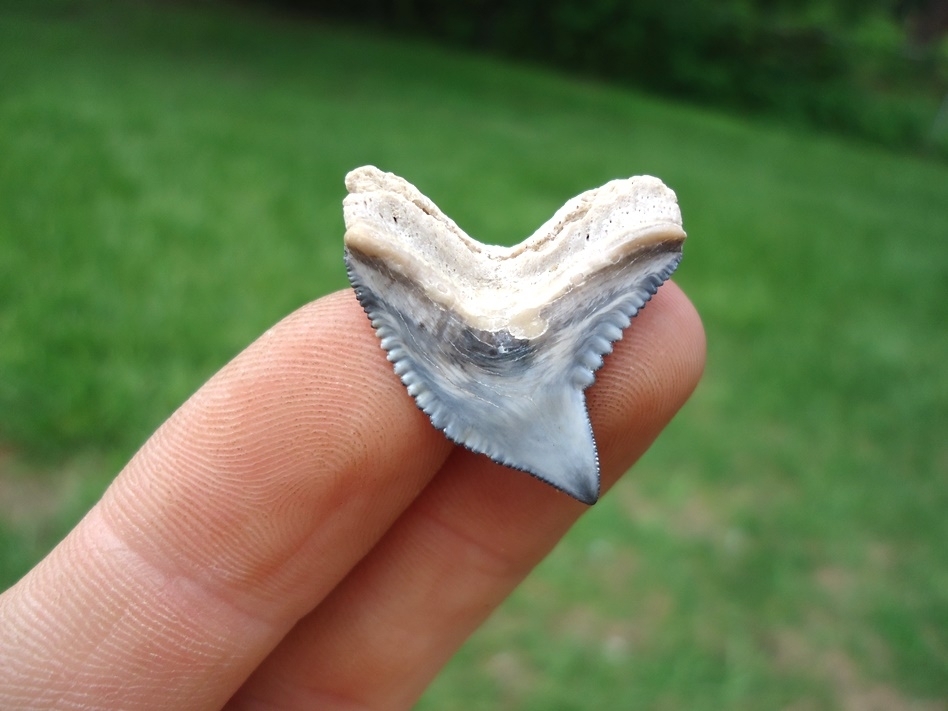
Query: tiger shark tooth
343,166,686,505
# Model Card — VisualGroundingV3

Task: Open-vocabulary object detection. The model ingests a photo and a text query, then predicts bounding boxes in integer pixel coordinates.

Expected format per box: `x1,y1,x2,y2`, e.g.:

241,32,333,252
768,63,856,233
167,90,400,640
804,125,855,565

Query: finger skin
231,281,706,711
0,292,453,711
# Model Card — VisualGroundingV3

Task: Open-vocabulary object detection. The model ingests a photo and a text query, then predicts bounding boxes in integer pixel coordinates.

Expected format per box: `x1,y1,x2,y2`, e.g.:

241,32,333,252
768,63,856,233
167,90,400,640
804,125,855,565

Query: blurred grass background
299,0,948,158
1,0,947,708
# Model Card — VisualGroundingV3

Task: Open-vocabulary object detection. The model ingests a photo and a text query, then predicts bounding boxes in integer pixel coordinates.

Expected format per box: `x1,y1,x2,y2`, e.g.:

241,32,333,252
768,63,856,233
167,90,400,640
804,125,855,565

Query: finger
0,291,454,711
232,281,706,710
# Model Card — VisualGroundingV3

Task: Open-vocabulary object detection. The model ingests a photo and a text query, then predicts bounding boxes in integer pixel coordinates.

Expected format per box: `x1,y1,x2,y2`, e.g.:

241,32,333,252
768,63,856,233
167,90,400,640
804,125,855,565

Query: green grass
1,1,947,708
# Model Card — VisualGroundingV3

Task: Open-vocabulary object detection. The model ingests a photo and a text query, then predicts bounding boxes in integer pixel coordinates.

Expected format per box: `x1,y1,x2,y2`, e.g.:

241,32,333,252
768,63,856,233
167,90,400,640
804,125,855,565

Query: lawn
1,1,947,708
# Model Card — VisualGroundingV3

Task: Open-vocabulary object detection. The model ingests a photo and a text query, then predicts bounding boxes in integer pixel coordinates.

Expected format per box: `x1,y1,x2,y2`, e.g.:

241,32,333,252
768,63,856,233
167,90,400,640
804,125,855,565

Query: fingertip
589,279,705,486
106,289,452,611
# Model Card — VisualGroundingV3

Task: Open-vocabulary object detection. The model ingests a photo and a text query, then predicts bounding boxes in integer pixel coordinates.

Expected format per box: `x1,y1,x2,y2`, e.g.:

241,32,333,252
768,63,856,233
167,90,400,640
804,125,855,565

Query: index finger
0,291,454,710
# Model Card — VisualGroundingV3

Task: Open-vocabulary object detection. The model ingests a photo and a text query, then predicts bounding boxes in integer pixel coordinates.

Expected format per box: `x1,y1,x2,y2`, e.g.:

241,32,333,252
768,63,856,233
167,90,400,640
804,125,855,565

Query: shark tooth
343,166,686,505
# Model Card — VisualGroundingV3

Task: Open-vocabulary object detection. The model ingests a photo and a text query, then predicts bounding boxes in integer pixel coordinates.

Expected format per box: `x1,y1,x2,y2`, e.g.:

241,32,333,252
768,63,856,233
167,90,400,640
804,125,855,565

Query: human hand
0,285,704,710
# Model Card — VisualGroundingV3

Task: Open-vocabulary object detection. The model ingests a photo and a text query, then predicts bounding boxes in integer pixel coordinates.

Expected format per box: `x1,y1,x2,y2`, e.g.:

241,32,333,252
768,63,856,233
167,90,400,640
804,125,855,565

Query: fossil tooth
343,166,686,505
